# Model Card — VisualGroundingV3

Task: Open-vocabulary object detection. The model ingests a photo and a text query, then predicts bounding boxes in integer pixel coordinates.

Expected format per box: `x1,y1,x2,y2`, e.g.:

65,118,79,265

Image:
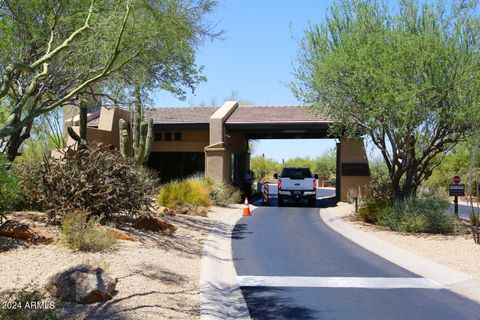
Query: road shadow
257,195,338,209
240,287,318,320
201,281,250,319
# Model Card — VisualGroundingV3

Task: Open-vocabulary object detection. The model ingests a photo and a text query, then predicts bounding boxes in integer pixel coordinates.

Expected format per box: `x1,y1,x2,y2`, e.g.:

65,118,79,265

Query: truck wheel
278,195,284,207
308,198,316,207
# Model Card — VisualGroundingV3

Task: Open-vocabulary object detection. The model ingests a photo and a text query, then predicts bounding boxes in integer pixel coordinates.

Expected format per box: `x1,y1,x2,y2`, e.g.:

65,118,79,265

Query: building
66,101,371,201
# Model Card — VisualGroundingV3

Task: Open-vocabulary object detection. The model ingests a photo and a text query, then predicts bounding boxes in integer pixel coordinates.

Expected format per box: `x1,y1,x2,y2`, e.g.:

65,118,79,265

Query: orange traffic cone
243,197,251,216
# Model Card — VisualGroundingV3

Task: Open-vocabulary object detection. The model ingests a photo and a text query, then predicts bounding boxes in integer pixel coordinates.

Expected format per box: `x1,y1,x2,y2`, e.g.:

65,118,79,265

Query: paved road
450,203,480,220
232,202,480,319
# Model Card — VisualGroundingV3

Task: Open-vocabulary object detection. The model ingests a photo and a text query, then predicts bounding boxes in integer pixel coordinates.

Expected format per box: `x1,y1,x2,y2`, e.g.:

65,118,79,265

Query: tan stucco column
338,138,371,201
205,144,231,184
205,101,239,184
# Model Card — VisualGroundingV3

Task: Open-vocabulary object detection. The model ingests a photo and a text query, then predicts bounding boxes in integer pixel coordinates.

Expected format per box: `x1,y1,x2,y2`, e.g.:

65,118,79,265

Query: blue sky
151,0,376,161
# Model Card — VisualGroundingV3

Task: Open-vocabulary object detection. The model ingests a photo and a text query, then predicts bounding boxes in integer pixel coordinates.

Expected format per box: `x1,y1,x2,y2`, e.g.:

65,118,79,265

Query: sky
151,0,377,161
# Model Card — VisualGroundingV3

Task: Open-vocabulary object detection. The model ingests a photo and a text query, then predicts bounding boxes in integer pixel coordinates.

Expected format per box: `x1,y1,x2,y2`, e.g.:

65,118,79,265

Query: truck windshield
281,168,313,179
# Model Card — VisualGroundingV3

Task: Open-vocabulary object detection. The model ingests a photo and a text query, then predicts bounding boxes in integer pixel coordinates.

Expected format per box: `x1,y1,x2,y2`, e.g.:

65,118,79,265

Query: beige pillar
205,101,239,183
338,138,371,201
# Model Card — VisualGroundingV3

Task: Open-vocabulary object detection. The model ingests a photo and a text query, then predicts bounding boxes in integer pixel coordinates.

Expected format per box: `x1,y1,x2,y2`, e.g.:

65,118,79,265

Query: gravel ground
334,202,480,279
0,206,238,319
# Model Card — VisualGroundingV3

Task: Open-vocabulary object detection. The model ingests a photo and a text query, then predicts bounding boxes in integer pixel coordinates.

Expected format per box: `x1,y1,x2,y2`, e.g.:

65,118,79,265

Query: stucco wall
338,138,371,201
151,131,209,152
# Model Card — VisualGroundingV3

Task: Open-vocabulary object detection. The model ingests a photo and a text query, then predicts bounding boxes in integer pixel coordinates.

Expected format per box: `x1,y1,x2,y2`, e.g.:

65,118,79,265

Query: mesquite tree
0,0,217,161
292,0,480,200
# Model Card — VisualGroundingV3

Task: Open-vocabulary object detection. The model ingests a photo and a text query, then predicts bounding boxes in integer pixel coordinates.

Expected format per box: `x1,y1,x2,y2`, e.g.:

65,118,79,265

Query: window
154,132,162,141
174,132,182,141
164,132,172,141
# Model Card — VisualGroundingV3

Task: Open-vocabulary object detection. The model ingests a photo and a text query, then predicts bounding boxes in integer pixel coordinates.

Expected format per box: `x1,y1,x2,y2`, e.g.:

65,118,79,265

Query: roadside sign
453,176,461,184
449,184,465,197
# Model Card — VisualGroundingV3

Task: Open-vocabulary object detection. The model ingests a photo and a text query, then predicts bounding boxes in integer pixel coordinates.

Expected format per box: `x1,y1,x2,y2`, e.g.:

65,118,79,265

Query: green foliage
119,89,154,164
367,158,393,201
424,141,472,192
157,179,212,210
0,289,58,320
250,156,281,182
0,156,23,218
0,0,218,161
156,175,241,213
196,175,242,206
61,211,116,251
250,150,336,183
293,0,480,199
358,198,390,224
16,143,157,220
379,192,456,234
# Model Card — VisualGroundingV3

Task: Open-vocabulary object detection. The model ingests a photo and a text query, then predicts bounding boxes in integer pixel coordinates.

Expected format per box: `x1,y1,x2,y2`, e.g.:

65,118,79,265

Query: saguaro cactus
119,89,153,164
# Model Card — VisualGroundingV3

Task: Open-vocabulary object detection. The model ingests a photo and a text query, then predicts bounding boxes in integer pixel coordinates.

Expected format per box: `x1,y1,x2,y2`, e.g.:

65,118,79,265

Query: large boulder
132,216,176,235
46,264,117,304
0,220,53,244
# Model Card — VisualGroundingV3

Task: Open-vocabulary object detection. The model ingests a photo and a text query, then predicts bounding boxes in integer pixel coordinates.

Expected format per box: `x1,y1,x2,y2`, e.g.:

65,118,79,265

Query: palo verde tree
292,0,480,200
0,0,217,161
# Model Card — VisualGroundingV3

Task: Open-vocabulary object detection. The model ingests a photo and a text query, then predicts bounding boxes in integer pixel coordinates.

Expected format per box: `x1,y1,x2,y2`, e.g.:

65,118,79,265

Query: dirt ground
0,207,237,319
334,202,480,279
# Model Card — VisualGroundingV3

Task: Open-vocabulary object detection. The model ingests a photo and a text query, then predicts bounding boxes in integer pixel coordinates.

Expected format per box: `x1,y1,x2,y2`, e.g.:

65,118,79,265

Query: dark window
154,132,162,141
341,163,370,176
164,132,172,141
280,167,313,179
174,132,182,141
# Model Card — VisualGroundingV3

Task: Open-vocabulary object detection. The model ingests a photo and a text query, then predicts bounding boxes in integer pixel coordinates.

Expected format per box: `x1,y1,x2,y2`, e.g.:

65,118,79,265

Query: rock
132,216,177,235
102,226,136,241
0,220,54,244
46,264,117,304
158,206,175,216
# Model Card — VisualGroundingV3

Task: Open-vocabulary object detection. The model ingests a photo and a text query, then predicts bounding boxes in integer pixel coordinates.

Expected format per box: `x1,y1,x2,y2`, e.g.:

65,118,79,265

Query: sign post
449,176,464,217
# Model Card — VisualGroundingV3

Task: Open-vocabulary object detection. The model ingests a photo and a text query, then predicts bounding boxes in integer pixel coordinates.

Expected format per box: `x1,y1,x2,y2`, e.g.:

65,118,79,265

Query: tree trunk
5,119,33,162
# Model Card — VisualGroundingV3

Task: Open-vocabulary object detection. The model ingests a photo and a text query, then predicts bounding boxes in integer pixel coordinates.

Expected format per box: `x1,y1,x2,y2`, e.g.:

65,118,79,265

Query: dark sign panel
341,163,370,176
449,184,465,197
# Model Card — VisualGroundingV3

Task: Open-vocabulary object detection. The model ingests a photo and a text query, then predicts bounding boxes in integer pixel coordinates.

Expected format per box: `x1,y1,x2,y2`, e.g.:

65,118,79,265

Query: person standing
244,170,255,201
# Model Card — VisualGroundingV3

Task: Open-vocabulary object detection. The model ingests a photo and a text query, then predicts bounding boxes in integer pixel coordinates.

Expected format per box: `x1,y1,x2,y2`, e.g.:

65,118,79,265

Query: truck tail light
277,179,281,190
313,179,317,190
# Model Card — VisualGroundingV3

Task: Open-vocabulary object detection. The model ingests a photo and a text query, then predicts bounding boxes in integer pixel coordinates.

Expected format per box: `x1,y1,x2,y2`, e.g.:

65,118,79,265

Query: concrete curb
320,205,480,303
200,207,251,320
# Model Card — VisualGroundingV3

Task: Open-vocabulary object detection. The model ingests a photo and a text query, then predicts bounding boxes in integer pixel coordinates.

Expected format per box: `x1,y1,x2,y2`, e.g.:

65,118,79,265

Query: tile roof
87,107,218,126
226,105,331,123
145,107,218,124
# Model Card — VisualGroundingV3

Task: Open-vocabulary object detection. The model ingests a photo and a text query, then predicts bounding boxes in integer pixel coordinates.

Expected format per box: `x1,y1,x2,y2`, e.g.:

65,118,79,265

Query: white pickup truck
274,167,318,207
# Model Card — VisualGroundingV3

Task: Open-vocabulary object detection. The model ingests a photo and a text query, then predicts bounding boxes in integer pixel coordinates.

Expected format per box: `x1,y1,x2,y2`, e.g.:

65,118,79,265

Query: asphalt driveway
232,203,480,319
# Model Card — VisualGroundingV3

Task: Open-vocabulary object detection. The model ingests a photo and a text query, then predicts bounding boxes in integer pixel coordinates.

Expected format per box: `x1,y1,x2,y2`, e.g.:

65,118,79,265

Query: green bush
61,211,117,251
358,198,390,224
157,179,212,209
0,156,23,218
379,192,455,234
156,175,241,213
197,175,241,206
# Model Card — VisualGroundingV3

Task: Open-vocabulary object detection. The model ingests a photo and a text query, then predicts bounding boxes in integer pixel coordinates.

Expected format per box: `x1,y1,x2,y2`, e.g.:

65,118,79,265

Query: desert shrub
16,143,157,220
367,160,393,202
0,289,58,320
208,181,242,206
193,175,241,206
0,156,24,220
358,198,390,224
61,211,116,251
379,192,455,234
357,162,392,224
157,179,212,209
156,175,241,214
